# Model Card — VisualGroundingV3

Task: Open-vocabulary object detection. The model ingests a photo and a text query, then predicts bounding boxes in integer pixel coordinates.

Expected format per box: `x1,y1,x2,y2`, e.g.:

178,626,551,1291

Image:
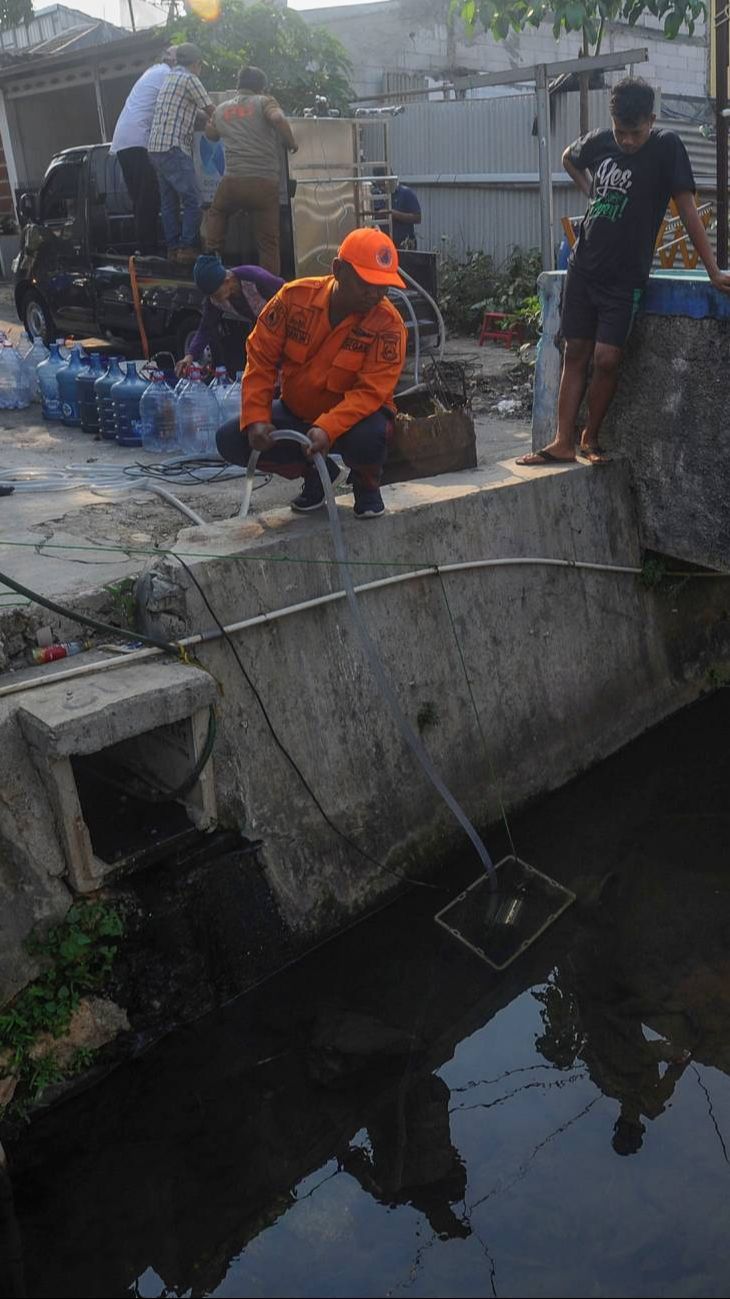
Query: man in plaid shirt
148,42,214,264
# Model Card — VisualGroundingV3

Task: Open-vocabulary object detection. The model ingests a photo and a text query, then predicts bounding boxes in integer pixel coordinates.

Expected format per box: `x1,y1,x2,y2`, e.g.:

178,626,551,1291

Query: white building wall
303,0,708,102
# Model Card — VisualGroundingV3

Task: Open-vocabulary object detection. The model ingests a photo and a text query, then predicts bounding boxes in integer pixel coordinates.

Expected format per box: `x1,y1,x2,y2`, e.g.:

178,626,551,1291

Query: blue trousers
150,147,201,250
216,399,392,490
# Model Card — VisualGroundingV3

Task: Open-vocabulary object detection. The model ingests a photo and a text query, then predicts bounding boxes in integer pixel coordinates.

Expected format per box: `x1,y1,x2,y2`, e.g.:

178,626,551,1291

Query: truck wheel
173,312,202,362
21,290,55,344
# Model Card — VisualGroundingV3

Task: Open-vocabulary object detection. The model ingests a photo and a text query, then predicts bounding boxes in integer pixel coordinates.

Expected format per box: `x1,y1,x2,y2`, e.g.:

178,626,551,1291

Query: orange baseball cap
338,227,405,288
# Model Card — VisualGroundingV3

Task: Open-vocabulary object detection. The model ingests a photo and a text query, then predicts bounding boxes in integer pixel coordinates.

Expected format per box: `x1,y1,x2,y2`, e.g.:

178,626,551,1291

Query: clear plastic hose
400,267,446,361
390,286,421,387
240,429,494,877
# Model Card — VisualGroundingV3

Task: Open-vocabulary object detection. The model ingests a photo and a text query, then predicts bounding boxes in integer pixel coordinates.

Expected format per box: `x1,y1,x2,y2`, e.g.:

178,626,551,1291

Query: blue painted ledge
643,271,730,321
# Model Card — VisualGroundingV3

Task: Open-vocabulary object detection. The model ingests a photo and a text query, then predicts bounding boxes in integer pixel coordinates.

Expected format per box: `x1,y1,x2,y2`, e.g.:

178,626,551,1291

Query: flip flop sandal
516,449,576,467
578,446,610,463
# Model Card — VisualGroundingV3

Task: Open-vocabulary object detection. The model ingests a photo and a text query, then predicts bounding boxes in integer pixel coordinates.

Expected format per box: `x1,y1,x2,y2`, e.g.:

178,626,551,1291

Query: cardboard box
383,405,477,485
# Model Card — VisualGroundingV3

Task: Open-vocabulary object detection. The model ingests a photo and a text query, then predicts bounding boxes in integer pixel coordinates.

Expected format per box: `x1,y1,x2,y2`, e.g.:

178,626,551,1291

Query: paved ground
0,289,533,621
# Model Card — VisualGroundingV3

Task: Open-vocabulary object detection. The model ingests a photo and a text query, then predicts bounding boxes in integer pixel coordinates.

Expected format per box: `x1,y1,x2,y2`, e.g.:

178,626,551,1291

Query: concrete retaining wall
3,458,729,1017
136,459,730,944
532,271,730,572
600,315,730,570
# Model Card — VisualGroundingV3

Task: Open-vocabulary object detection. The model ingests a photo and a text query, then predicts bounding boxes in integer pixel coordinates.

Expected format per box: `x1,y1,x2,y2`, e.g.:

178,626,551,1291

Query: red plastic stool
478,311,523,348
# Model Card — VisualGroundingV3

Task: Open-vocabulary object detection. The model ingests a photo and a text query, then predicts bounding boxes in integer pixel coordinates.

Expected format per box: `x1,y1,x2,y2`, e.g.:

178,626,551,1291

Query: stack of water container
31,340,242,456
0,331,49,410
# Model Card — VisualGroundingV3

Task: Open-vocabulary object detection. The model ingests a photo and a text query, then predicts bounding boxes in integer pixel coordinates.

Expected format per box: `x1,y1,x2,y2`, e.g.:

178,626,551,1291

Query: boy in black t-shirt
519,78,730,467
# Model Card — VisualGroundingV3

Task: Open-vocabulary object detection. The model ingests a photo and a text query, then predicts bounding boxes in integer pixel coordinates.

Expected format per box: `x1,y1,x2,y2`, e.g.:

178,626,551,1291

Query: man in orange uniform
216,228,407,519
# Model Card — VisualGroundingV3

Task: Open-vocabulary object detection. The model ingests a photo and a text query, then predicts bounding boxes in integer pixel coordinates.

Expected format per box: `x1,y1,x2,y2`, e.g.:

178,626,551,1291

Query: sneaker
353,486,385,519
290,458,343,513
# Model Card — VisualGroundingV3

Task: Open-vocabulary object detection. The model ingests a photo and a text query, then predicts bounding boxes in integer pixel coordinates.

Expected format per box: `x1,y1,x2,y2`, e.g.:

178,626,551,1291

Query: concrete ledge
16,659,218,758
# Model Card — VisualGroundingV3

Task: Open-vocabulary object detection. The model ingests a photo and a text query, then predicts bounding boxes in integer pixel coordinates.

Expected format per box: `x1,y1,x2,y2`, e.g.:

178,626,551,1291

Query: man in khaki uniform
203,66,297,274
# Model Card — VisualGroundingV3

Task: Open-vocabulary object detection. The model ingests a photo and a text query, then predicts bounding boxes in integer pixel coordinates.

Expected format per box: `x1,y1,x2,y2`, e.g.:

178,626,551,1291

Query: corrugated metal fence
363,94,724,265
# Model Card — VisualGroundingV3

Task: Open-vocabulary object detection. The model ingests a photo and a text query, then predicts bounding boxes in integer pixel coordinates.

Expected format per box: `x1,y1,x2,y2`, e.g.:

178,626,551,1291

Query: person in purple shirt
177,253,283,377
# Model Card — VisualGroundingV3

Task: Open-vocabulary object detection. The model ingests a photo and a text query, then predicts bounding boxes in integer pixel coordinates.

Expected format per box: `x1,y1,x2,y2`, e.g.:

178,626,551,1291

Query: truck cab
15,128,440,371
15,144,207,353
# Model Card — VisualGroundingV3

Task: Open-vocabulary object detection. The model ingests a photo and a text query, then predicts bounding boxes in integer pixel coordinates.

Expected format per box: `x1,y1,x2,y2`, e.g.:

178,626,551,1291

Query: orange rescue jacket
241,275,407,443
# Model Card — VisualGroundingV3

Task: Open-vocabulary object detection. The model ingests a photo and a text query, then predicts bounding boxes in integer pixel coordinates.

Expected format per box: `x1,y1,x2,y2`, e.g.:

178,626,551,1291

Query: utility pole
579,30,589,137
535,63,555,272
717,0,729,267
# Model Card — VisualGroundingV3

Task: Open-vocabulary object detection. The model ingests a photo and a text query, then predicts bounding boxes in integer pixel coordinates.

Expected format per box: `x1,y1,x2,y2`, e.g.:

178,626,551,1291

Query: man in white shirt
110,47,176,254
148,43,214,264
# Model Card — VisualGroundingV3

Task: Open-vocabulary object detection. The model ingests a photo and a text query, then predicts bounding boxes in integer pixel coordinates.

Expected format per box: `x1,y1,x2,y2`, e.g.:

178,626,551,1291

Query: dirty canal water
5,691,730,1297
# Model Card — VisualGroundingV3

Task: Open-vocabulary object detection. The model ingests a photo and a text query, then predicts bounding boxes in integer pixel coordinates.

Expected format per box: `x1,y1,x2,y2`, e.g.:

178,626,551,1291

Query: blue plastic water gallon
111,361,148,447
95,357,126,441
37,342,66,421
56,346,85,425
77,353,107,435
176,365,219,456
140,372,179,454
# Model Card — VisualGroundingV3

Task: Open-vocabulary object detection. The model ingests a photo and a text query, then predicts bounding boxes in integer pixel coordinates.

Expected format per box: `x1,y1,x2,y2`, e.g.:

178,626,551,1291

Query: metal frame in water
435,855,576,971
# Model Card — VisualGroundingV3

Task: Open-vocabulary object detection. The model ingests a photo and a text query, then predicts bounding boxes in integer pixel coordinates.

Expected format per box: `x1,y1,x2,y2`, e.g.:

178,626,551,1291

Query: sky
289,0,387,7
30,0,388,23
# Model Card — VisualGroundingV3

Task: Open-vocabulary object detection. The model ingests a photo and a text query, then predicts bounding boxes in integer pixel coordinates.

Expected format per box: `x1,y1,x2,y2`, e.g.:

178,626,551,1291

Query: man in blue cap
177,253,283,377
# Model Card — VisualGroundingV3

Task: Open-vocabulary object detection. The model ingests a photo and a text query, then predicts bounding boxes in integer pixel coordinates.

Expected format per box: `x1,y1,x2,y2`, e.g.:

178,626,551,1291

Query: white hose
390,287,421,387
0,458,246,495
399,267,446,361
0,553,647,699
239,456,258,519
243,429,495,877
0,458,233,526
145,483,206,526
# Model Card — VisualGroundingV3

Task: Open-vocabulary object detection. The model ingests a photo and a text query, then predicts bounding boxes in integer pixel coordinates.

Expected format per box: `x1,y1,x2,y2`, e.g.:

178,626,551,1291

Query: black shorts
561,264,643,349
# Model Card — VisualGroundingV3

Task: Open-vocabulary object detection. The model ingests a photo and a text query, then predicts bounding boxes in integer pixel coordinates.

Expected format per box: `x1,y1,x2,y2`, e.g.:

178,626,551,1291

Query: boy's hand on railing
710,270,730,294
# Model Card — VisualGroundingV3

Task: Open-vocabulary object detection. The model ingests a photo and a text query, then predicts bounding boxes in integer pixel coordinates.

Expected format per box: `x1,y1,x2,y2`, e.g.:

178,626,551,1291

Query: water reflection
341,1074,469,1240
534,944,691,1157
4,692,730,1298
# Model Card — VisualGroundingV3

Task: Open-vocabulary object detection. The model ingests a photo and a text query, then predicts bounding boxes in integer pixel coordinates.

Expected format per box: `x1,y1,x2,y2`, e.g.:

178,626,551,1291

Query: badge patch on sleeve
377,331,403,364
262,299,284,332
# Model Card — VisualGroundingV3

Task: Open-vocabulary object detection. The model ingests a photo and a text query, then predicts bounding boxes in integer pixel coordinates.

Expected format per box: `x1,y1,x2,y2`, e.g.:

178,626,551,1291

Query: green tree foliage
170,0,354,114
457,0,705,49
0,0,32,32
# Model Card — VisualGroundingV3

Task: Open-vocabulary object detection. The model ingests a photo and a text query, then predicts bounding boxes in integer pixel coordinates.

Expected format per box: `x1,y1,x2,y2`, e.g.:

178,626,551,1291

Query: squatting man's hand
245,422,276,452
304,426,331,459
